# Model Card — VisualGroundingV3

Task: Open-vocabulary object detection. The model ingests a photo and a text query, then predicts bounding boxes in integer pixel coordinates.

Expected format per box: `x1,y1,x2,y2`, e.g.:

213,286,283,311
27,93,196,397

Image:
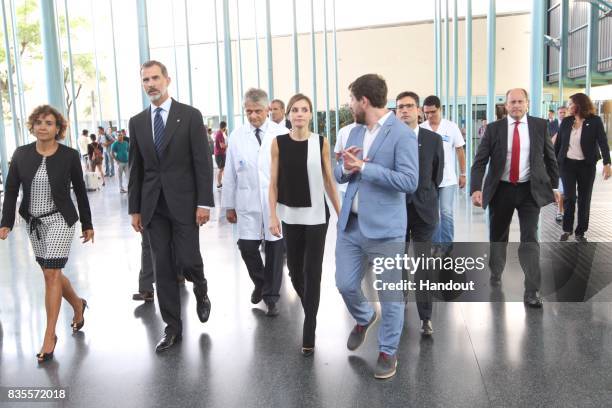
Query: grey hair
243,88,269,108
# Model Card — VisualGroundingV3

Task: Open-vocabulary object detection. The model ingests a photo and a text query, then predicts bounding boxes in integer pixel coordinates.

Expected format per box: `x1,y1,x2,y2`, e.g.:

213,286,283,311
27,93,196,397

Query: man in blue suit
335,74,419,379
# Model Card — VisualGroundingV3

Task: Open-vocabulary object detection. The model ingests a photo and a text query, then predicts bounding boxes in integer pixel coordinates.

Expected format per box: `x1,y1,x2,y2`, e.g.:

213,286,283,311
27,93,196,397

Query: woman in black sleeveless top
269,94,340,356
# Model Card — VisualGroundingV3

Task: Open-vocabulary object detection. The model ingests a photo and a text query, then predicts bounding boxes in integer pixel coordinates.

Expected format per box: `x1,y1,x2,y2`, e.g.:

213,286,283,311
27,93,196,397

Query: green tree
0,0,102,128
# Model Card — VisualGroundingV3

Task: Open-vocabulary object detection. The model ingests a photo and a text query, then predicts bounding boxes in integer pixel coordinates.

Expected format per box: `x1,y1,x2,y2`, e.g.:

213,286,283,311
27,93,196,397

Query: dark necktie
254,128,262,145
154,107,166,156
509,121,520,184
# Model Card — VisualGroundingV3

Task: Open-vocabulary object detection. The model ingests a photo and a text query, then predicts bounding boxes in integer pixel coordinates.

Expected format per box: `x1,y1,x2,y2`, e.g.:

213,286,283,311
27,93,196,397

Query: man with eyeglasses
396,91,444,337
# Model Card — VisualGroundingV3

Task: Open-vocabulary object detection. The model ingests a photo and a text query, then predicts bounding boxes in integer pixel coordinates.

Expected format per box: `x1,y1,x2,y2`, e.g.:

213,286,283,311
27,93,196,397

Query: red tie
509,121,520,184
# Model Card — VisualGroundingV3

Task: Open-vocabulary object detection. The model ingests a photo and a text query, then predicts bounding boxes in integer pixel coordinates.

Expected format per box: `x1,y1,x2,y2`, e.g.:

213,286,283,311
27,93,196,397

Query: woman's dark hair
28,105,68,140
286,93,313,116
569,93,596,118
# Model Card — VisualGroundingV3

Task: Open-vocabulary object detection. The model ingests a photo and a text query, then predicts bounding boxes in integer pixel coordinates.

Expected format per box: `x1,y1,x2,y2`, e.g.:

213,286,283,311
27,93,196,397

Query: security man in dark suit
471,88,560,308
396,91,444,336
128,60,214,352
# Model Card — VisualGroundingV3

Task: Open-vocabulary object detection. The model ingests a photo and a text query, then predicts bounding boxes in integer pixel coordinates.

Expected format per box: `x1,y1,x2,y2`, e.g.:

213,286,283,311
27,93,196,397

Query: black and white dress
275,132,330,349
28,157,75,269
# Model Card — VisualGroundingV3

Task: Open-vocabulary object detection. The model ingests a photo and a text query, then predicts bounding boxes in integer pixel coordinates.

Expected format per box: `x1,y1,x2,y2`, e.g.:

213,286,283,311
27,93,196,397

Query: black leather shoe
524,291,543,308
132,291,154,302
265,302,279,317
575,233,587,243
251,287,263,304
560,232,572,241
155,333,182,353
196,294,211,323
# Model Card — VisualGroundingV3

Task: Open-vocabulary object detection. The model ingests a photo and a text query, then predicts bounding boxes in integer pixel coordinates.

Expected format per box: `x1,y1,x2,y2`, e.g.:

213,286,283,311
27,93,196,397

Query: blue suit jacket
334,113,419,239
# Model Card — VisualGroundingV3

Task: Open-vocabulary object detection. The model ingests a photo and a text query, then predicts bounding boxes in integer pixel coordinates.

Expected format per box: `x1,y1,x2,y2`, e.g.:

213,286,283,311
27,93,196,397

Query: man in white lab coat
222,88,288,316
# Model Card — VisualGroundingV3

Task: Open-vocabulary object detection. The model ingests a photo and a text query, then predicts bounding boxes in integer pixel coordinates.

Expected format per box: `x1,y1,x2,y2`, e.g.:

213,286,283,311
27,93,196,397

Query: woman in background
88,133,106,186
555,93,611,242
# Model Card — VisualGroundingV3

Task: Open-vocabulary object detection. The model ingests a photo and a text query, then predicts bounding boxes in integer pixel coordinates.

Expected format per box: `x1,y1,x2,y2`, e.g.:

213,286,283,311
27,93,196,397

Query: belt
29,210,59,240
500,180,530,186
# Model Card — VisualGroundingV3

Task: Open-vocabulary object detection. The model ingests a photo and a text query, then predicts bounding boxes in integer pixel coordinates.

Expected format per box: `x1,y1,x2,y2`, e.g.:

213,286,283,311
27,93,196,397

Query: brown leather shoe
132,291,154,302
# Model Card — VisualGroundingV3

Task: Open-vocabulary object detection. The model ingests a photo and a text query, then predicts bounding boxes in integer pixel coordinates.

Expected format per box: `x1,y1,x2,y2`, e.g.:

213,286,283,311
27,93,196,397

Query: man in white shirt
421,95,466,256
334,74,418,379
78,129,91,168
333,121,358,203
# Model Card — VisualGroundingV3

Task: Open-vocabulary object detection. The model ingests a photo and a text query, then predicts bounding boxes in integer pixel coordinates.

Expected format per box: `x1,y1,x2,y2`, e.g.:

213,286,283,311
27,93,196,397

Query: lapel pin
177,119,181,122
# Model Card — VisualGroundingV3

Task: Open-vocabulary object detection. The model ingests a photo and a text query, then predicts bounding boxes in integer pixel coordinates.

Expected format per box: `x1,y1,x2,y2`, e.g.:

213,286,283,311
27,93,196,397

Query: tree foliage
0,0,102,124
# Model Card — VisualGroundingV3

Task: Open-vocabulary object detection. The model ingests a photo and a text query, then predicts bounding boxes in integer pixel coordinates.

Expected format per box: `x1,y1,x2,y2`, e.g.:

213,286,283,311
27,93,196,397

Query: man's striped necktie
153,107,166,156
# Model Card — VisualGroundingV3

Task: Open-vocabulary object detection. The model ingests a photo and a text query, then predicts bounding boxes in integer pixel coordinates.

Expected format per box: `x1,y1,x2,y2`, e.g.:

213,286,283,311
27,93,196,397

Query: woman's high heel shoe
36,335,58,363
72,298,88,333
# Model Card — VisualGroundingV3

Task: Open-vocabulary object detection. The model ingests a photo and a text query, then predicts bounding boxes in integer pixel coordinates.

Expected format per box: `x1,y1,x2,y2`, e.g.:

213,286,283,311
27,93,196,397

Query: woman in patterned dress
0,105,94,363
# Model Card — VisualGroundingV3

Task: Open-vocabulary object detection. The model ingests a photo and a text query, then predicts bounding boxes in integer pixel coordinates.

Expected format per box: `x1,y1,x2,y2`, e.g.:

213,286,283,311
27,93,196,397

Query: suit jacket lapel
527,116,537,168
366,114,393,161
157,98,183,154
140,107,159,165
346,125,365,159
499,119,508,163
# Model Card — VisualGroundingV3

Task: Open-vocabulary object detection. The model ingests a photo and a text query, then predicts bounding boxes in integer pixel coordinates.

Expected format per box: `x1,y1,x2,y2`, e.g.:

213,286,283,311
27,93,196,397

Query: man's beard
147,89,166,102
354,110,366,124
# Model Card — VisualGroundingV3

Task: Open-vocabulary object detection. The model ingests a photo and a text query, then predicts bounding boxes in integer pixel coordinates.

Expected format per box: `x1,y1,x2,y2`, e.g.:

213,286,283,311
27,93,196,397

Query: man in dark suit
547,109,559,138
128,60,214,352
269,99,292,130
471,88,560,308
396,91,444,336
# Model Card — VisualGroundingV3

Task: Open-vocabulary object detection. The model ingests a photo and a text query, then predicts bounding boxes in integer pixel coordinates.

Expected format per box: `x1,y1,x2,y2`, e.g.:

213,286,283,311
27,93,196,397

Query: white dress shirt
334,122,358,193
567,126,585,160
150,97,172,142
249,119,269,142
345,111,393,213
411,124,419,139
502,114,531,183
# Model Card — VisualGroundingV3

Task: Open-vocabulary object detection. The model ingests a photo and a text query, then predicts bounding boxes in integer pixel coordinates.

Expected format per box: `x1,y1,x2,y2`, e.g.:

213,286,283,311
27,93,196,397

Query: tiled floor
0,164,611,408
